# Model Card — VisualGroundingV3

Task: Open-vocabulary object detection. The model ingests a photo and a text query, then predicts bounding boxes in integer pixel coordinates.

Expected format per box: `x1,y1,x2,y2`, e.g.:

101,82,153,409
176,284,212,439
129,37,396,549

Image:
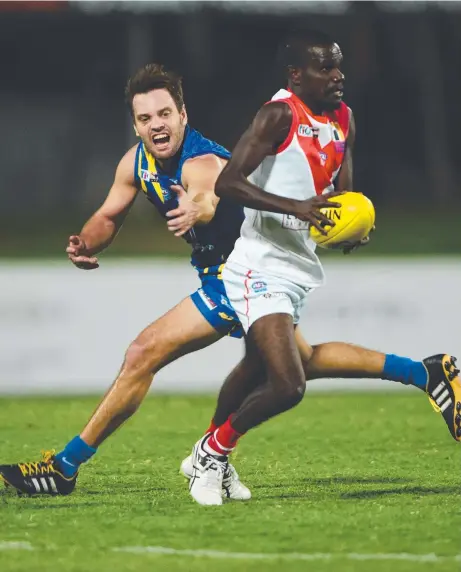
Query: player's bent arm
335,108,355,192
181,154,224,225
215,102,306,215
79,146,139,255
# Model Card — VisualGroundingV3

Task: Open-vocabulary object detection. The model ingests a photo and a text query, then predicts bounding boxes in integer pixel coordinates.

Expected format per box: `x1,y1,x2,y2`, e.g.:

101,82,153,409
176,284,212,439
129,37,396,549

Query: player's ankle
203,433,232,457
382,354,427,390
204,418,243,456
55,435,97,477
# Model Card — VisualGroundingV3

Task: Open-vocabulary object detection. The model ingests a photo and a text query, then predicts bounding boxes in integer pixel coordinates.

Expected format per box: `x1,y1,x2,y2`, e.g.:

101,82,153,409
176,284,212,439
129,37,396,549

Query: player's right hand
293,190,343,235
66,235,99,270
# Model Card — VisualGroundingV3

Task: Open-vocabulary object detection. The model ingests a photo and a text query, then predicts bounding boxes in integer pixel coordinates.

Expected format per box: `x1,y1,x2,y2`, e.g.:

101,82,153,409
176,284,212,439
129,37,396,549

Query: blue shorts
190,264,243,339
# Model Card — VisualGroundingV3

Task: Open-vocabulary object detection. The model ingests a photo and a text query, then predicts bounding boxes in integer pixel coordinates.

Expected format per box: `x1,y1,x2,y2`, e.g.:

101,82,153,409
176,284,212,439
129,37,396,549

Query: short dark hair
124,63,184,116
278,29,335,69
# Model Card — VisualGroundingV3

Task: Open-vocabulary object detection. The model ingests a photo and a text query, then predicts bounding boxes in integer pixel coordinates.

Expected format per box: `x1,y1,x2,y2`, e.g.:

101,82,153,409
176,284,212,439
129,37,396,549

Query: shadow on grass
10,502,103,509
83,487,168,495
261,484,460,501
251,477,411,498
341,485,461,499
255,477,461,501
253,476,412,489
301,476,413,485
0,485,169,507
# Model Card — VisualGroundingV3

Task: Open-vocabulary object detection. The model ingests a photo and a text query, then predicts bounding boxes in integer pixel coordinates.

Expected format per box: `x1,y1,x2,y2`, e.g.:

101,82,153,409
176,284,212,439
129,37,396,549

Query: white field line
0,541,34,551
1,540,459,564
113,546,461,563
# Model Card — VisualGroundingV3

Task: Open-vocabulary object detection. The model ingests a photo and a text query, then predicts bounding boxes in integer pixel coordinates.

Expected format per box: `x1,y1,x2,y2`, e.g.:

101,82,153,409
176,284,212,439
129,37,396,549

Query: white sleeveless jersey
227,88,350,287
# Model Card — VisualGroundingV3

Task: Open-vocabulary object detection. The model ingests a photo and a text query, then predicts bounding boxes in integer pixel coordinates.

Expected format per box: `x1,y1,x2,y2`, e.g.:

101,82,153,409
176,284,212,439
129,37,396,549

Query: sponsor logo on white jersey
281,214,310,231
297,124,314,137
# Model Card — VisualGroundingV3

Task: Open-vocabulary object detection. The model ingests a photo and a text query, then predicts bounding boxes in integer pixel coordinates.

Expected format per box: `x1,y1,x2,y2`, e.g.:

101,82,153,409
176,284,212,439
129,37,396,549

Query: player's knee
124,338,158,374
276,377,306,409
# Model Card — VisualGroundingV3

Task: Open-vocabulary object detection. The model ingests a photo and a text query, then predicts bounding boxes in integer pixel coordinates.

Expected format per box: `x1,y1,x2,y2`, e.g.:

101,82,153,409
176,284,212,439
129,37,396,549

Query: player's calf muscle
304,342,386,379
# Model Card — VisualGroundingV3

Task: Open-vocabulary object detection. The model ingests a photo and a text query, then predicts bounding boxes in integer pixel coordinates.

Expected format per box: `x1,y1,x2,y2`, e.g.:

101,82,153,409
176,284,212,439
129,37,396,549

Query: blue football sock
55,436,97,478
382,354,427,390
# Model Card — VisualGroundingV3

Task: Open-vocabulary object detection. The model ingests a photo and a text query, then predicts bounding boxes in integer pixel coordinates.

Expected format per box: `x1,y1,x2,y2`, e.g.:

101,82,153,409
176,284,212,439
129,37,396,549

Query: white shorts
222,260,315,333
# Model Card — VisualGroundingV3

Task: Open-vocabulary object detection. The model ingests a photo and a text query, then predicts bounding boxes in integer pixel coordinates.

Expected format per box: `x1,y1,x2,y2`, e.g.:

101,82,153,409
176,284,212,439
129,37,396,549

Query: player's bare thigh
240,327,313,382
247,314,303,381
128,295,223,374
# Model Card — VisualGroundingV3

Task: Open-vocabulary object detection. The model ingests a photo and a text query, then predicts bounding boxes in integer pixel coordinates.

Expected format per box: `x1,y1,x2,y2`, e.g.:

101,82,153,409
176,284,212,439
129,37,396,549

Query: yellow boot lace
18,450,56,478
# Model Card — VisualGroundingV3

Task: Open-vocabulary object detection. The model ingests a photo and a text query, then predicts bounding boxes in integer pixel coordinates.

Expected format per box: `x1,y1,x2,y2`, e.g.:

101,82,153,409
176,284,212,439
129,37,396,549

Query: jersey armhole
133,143,142,189
178,150,229,188
263,99,298,155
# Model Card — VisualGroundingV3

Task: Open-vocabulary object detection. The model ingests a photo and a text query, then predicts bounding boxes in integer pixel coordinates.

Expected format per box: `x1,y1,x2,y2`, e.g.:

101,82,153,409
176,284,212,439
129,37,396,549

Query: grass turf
0,392,460,572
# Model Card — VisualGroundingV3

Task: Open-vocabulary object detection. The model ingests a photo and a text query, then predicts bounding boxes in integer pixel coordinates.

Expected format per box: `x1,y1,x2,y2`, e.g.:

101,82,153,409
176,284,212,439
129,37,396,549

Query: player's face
299,43,344,111
132,89,187,159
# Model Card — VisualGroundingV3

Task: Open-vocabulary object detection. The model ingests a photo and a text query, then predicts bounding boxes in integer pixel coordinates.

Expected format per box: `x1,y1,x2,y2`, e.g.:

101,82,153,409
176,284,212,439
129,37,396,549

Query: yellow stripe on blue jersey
196,264,225,278
136,144,164,203
144,145,164,203
137,146,148,194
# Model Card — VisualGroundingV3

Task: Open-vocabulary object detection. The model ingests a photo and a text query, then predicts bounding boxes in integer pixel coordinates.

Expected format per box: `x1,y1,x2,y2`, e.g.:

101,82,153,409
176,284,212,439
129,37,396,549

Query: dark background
1,1,460,256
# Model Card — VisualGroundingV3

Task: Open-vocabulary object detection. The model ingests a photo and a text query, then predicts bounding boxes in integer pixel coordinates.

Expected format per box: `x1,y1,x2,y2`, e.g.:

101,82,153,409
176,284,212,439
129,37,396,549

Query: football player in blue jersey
0,63,250,499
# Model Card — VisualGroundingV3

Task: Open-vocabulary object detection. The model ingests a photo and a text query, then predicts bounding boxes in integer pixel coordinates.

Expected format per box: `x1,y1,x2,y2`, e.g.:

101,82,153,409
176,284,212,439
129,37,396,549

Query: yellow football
310,192,375,249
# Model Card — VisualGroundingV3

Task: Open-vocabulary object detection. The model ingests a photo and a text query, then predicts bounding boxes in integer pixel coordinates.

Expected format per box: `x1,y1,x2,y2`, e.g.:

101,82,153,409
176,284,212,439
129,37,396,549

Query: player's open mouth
329,90,343,98
152,134,171,149
327,86,344,99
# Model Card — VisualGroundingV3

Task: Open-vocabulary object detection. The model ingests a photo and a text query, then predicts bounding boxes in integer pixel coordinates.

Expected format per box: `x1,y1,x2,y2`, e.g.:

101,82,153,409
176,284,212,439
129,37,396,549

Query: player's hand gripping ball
310,191,375,250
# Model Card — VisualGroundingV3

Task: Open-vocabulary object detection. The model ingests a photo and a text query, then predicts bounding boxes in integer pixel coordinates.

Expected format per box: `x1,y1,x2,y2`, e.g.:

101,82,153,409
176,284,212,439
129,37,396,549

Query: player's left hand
343,225,375,255
166,185,200,237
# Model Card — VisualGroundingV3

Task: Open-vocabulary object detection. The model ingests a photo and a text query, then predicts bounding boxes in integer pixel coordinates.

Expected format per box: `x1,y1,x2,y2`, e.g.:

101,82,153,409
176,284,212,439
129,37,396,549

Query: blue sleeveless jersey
134,125,244,269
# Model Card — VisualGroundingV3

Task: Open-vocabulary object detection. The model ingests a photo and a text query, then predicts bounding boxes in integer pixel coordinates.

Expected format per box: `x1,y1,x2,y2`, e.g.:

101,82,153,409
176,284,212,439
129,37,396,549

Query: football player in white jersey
187,29,460,506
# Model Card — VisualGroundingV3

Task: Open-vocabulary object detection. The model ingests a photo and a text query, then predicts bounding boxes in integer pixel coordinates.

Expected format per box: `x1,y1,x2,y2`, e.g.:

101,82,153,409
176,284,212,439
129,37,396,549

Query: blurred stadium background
0,0,460,394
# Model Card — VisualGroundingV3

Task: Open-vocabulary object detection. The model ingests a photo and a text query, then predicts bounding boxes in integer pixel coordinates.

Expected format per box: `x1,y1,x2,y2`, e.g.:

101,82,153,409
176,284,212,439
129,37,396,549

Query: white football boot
181,446,251,501
188,435,227,506
221,463,251,501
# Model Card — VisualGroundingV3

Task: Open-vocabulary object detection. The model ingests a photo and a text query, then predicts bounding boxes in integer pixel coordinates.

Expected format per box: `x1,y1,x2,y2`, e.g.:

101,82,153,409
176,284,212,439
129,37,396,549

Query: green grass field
1,393,460,572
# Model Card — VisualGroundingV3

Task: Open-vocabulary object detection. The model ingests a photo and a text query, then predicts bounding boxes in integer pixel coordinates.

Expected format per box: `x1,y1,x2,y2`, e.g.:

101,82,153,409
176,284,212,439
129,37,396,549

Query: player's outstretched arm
66,146,138,270
166,154,224,237
215,102,341,232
